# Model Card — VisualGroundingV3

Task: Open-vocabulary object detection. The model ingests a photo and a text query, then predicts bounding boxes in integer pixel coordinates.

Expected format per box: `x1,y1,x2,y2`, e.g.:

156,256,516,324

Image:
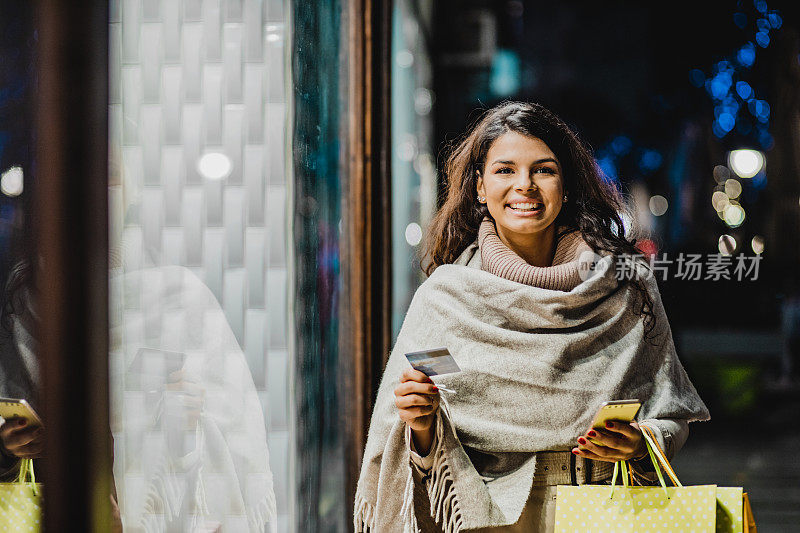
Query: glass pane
0,0,39,479
109,1,288,530
391,0,437,338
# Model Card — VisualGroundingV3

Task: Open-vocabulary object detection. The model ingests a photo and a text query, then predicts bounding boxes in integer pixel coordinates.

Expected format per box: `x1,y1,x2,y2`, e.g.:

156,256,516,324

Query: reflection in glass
109,0,288,530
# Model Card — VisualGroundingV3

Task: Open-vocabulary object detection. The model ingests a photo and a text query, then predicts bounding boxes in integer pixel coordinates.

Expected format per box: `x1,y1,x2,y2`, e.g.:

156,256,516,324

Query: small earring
477,195,486,203
563,195,568,202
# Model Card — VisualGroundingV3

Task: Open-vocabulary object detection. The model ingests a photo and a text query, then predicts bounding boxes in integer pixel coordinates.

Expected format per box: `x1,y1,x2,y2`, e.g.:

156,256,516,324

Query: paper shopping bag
554,426,756,533
715,486,743,533
0,459,42,532
554,483,717,532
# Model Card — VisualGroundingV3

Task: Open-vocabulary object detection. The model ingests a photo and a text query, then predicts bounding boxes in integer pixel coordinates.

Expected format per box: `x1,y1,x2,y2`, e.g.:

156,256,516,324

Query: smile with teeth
508,202,544,211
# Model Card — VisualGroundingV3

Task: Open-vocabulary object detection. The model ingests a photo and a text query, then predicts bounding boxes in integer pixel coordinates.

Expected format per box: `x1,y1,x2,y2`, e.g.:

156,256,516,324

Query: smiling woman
354,101,709,533
477,131,566,267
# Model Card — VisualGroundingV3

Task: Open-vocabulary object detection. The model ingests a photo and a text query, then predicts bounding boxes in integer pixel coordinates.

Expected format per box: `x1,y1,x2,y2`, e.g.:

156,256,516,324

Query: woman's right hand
394,368,440,453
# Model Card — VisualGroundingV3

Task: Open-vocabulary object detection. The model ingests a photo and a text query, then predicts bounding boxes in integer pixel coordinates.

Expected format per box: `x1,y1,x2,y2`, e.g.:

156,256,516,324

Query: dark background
429,1,800,529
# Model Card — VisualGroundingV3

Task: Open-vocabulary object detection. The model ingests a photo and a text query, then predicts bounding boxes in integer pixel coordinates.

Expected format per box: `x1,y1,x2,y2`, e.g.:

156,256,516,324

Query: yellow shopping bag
0,459,42,532
554,426,756,533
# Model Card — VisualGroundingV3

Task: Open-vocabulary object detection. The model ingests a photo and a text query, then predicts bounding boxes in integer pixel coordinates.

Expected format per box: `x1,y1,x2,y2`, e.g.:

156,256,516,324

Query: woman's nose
514,172,538,190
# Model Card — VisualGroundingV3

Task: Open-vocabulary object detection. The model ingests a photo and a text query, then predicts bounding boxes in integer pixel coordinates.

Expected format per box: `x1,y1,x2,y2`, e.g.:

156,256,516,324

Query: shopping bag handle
17,458,39,496
609,426,682,500
640,425,682,488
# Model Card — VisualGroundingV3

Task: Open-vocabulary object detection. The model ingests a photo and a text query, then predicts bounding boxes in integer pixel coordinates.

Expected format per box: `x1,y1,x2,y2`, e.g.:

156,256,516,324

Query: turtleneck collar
477,216,594,291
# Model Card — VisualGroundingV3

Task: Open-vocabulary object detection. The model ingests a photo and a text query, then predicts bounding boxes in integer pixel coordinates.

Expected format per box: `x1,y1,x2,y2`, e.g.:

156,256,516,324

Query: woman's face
476,131,565,241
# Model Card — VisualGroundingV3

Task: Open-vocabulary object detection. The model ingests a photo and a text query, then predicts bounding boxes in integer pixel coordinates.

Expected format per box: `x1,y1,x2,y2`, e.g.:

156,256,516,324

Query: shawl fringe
354,488,376,532
247,478,278,531
426,407,464,533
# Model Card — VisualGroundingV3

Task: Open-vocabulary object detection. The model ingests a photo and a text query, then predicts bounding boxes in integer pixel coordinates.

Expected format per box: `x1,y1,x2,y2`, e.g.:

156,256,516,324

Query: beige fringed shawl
354,220,710,532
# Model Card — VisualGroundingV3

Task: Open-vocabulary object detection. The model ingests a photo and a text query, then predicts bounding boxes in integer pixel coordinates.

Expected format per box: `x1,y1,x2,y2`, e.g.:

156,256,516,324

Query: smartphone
126,347,187,392
127,347,187,375
0,398,43,429
587,399,641,446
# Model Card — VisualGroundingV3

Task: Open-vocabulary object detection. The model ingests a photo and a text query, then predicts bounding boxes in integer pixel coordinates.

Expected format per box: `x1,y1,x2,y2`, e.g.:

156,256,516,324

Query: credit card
404,347,461,376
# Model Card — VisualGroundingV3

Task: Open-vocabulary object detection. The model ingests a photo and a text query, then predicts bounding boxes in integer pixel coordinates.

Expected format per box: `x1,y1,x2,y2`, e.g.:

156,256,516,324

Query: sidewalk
672,409,800,532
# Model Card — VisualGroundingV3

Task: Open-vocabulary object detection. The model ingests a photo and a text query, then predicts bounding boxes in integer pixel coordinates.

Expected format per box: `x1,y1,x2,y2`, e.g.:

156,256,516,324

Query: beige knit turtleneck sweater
478,216,594,291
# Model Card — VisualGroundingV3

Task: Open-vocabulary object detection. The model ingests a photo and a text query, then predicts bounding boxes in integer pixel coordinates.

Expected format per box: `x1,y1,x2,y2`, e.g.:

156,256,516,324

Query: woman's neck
495,223,557,267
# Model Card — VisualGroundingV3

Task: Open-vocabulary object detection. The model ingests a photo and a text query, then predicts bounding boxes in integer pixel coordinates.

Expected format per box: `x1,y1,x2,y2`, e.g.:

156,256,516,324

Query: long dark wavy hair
421,100,658,342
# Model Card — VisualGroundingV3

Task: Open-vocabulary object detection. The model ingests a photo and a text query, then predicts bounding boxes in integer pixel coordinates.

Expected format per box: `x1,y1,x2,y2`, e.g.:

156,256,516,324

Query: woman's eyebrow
490,157,558,165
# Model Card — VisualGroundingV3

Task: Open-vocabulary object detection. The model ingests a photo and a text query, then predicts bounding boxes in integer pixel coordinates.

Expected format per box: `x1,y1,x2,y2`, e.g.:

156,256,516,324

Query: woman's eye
536,167,556,174
496,167,512,174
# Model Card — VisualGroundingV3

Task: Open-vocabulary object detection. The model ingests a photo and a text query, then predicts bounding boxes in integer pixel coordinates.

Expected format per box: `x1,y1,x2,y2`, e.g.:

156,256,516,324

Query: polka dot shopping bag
0,459,42,532
554,426,756,533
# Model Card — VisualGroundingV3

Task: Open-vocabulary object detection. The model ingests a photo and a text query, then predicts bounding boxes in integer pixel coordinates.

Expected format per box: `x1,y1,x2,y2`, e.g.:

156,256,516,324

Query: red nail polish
578,437,586,445
588,430,596,437
571,449,579,454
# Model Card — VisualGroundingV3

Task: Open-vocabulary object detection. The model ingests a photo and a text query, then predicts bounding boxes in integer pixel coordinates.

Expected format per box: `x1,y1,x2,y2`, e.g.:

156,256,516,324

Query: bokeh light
713,165,730,184
404,222,422,246
723,202,746,227
0,166,23,197
649,195,668,216
728,149,764,178
751,235,765,255
197,152,232,180
396,50,414,68
718,234,737,255
724,178,742,199
712,190,730,212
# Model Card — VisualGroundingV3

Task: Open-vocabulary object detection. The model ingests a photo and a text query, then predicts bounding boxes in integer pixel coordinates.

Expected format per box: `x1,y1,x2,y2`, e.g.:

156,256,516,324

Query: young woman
354,101,710,532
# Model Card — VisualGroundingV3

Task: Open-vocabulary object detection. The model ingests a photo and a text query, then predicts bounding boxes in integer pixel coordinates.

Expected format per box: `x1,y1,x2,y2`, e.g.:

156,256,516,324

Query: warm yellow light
712,190,730,212
723,202,745,227
724,179,742,199
718,234,737,255
751,235,765,255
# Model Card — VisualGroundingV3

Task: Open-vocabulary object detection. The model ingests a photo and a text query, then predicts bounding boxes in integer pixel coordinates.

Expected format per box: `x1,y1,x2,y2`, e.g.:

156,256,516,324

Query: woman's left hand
571,420,647,462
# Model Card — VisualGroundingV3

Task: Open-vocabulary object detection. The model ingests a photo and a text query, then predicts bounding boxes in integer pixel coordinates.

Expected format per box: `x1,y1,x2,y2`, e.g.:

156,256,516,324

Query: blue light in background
713,60,733,74
596,154,618,184
750,172,767,190
693,3,780,153
689,69,705,88
717,112,736,132
757,129,773,149
737,43,756,67
489,49,521,97
639,150,663,172
735,80,753,100
610,135,633,156
706,72,733,100
748,99,770,121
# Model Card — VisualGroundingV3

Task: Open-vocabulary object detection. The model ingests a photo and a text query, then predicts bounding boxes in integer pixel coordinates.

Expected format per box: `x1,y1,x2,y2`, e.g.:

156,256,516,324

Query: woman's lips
506,204,544,217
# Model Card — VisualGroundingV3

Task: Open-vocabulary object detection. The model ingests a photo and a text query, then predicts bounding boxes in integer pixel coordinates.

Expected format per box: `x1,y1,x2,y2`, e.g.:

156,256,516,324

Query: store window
108,1,289,530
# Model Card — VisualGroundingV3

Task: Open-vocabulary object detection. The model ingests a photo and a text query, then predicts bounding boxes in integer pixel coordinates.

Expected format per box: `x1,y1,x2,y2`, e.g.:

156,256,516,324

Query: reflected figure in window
0,260,43,470
110,264,277,532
